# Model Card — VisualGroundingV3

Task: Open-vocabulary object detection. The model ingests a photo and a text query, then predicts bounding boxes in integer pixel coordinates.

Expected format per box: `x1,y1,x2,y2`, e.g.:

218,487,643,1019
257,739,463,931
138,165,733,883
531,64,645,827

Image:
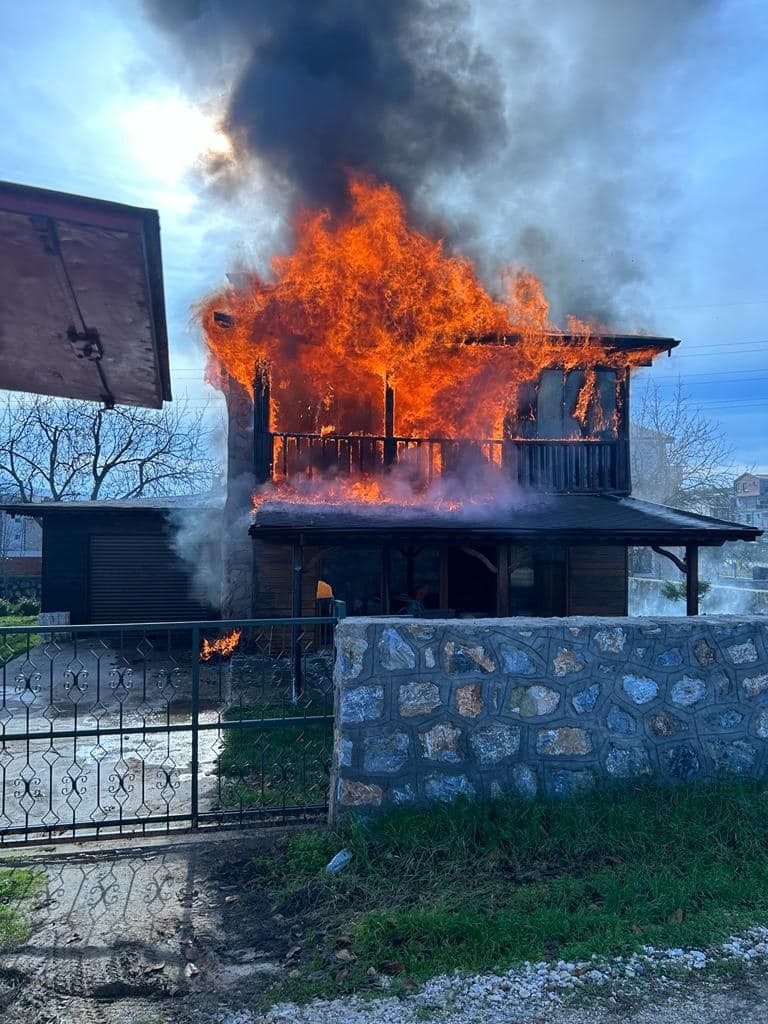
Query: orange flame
200,173,661,442
200,629,242,661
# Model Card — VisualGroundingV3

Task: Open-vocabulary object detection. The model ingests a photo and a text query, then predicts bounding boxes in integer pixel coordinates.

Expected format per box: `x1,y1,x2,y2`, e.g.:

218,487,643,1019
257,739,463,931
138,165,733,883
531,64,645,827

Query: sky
1,0,766,472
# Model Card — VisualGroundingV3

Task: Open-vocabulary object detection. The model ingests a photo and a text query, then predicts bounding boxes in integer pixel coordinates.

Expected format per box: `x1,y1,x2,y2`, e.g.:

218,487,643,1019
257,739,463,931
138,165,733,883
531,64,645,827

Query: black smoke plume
142,0,505,211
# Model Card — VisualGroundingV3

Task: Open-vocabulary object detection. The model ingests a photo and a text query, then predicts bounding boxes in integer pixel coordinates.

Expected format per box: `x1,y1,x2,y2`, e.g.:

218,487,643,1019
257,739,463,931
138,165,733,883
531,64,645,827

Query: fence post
190,625,200,830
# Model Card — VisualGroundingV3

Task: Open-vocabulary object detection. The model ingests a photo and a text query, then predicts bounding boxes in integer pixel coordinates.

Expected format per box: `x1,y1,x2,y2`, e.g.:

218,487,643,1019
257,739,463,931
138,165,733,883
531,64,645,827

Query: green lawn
0,865,41,949
218,699,332,810
248,781,768,1004
0,616,39,663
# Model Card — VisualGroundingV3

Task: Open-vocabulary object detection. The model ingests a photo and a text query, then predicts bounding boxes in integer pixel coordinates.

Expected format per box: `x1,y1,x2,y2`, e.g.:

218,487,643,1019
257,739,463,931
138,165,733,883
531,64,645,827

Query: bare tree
0,393,216,501
631,379,735,510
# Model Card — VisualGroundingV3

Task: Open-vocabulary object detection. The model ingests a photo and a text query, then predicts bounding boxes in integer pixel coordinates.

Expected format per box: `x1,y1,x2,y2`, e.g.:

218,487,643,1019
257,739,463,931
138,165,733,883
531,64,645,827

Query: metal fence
0,614,341,846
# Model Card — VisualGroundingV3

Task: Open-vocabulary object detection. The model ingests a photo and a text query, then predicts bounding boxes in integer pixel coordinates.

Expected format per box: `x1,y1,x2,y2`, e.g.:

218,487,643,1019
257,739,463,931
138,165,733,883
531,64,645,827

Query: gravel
235,925,768,1024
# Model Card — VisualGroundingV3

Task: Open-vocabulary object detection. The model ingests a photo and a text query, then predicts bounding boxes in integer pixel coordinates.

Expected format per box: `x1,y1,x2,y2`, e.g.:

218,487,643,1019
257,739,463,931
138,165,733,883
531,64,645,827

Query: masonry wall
329,616,768,819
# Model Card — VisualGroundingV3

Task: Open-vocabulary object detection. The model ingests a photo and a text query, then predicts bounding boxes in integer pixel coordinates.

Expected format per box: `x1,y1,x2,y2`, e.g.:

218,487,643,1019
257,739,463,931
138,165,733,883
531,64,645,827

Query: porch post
291,541,303,701
381,543,392,614
496,544,510,616
384,378,396,467
685,544,699,616
253,360,273,484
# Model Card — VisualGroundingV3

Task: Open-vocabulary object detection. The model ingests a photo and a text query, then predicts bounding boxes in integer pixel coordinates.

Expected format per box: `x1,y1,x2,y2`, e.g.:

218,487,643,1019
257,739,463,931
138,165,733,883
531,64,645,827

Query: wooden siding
567,545,628,615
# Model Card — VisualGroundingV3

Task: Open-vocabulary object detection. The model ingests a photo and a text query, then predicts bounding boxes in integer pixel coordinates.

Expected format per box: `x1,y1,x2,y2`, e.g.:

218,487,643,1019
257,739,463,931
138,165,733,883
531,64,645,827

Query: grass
218,697,332,810
0,615,39,663
0,864,41,949
247,781,768,1005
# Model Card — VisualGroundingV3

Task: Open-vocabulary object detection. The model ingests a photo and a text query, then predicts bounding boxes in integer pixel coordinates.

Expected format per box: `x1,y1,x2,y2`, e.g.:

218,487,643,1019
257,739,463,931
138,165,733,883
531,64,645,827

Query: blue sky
1,0,766,471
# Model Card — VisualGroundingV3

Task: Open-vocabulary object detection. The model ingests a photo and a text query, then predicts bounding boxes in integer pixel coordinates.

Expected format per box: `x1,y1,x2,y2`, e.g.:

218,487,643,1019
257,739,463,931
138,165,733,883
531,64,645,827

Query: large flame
200,174,656,441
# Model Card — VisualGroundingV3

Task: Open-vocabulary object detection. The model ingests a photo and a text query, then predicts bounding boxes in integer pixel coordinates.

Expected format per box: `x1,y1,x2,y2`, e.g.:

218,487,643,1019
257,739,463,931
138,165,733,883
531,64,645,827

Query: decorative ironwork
0,614,340,846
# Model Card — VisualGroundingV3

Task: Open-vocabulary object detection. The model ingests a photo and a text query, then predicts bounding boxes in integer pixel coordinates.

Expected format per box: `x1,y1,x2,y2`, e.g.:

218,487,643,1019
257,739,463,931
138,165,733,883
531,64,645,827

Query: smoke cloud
140,0,719,323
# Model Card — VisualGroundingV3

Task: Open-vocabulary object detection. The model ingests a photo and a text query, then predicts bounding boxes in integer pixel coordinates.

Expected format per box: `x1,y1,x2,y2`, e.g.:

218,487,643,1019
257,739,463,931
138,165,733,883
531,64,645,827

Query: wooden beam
384,379,396,467
253,359,273,483
686,544,699,616
439,546,449,609
497,544,510,616
652,545,687,574
381,543,392,614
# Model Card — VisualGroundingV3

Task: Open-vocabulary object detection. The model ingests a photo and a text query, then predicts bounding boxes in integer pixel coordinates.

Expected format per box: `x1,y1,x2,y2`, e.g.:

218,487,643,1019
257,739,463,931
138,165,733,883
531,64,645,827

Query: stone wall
329,615,768,818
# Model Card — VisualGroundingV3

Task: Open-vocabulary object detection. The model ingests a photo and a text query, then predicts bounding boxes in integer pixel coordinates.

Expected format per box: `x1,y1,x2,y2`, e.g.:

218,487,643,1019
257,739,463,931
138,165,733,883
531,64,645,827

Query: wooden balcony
264,433,630,495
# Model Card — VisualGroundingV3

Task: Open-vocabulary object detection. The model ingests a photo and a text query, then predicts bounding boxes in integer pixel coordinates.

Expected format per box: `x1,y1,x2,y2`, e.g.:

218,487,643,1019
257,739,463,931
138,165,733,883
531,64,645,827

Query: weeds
0,865,41,949
251,781,768,1004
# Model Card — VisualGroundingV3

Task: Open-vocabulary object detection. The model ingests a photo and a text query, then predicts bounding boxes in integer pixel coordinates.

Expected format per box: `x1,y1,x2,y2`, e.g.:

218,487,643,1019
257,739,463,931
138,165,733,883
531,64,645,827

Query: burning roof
200,175,676,442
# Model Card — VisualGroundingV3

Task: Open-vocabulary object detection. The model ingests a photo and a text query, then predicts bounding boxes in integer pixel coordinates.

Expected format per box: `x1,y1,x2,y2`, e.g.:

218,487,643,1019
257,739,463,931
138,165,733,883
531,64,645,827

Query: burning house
203,178,760,620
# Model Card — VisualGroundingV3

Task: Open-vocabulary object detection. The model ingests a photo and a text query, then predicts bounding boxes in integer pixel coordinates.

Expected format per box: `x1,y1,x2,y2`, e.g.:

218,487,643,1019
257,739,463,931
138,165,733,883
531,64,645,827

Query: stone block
455,683,483,718
605,744,651,778
469,724,521,765
622,674,658,705
649,710,688,737
571,684,600,714
551,769,595,795
727,640,758,664
340,685,384,723
337,632,369,679
693,638,717,667
393,784,415,804
337,779,383,806
444,641,495,674
755,709,768,739
339,738,353,768
657,648,683,668
508,685,560,718
363,733,410,773
424,773,476,802
708,739,757,775
593,627,627,653
553,647,586,677
607,706,636,734
662,743,700,780
536,727,593,757
742,673,768,698
398,681,441,717
704,710,743,730
420,722,463,763
512,764,538,798
424,647,436,669
378,627,416,670
499,644,536,674
670,676,706,707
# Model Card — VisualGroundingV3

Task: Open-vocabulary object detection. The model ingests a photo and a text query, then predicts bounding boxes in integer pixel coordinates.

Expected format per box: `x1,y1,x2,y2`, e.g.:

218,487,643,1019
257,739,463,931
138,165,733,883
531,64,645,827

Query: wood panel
567,545,628,615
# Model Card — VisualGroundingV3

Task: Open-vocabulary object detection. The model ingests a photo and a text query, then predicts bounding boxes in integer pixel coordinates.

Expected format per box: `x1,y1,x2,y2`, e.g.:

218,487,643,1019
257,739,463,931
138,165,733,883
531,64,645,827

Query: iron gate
0,615,339,846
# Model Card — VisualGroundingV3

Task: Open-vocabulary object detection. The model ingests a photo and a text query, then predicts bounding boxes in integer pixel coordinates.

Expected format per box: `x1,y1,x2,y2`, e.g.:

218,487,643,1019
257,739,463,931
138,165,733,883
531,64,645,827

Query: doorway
446,545,498,616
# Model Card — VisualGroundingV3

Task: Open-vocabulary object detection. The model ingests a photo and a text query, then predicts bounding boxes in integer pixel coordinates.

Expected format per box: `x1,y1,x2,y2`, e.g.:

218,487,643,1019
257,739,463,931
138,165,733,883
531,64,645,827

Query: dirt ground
2,830,768,1024
0,830,296,1024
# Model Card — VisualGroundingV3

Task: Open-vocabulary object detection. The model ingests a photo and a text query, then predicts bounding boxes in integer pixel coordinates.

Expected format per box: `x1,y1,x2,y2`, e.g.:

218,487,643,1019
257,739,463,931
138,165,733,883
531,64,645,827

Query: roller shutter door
89,533,211,623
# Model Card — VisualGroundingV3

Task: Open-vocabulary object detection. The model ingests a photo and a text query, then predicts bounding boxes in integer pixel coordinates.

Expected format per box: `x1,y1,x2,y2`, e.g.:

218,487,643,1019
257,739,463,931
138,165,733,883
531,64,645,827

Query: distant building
733,472,768,530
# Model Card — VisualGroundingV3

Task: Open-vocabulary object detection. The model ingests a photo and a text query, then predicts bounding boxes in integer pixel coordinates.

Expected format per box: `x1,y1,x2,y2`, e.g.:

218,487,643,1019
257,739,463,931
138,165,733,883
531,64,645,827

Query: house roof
470,333,680,365
249,494,762,547
0,495,223,516
0,180,172,408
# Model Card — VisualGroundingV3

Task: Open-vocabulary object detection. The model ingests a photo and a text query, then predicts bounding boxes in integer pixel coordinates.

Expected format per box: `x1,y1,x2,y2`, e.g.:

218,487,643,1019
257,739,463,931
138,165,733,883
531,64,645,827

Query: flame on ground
200,173,658,441
200,629,242,661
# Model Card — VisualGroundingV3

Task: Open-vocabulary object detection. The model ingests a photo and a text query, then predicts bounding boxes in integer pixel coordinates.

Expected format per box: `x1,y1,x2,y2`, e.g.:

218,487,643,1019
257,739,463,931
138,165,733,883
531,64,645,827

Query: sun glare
120,95,232,186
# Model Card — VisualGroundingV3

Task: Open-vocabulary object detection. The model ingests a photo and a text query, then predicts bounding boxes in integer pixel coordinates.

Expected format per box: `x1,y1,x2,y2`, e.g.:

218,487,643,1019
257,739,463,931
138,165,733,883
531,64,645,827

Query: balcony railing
266,433,630,495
